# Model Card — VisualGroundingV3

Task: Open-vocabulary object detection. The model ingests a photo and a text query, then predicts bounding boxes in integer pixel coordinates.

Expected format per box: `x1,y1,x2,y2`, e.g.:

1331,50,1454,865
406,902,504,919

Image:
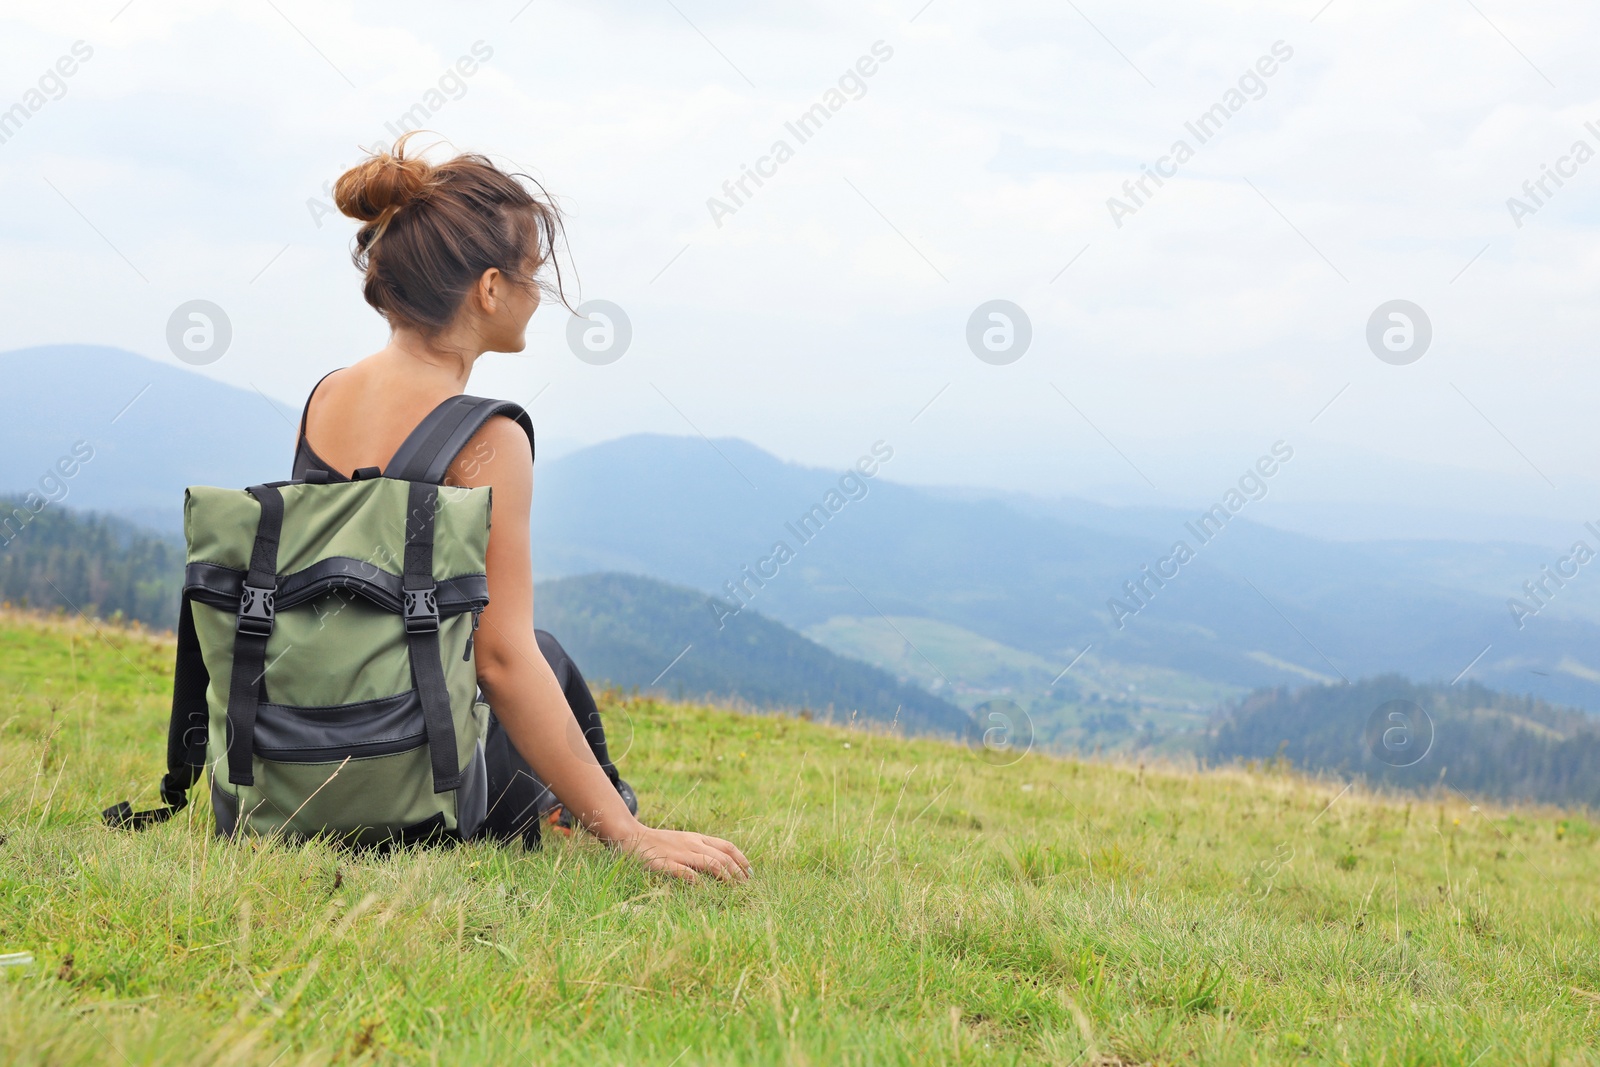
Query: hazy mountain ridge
9,344,1600,712
0,344,291,531
528,432,1600,710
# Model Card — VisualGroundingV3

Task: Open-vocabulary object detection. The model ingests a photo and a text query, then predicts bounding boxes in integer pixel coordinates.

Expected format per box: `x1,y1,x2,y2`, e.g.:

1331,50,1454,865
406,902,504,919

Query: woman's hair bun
334,133,434,224
333,130,571,333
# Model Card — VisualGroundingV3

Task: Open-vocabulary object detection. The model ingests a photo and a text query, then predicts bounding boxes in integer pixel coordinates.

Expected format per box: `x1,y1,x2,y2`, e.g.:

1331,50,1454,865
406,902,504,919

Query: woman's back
298,356,468,480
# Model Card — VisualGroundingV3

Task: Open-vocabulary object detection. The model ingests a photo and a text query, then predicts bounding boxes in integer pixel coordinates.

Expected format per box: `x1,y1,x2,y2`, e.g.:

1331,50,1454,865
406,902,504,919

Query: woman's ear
475,266,504,316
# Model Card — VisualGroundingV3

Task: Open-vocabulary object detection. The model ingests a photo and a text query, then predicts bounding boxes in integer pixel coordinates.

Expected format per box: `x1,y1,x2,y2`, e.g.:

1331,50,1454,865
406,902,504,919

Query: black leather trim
185,559,487,618
254,689,427,763
455,740,488,839
210,773,239,837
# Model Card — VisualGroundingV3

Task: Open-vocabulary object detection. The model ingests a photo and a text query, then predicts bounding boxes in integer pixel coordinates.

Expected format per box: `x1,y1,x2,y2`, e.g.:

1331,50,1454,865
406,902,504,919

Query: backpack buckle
237,582,276,636
403,586,439,633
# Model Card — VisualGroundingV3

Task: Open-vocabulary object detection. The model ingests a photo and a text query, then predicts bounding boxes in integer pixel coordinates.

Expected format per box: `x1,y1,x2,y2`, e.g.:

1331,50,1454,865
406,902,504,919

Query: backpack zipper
462,607,482,661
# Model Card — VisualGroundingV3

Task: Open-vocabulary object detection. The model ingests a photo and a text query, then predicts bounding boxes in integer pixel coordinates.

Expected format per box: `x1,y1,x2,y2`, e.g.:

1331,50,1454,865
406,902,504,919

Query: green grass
1,608,1599,1065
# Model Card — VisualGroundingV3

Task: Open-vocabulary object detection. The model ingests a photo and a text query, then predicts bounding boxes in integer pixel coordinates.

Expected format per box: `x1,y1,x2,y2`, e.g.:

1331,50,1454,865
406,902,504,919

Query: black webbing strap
103,593,212,830
224,484,285,787
383,395,535,485
404,480,461,793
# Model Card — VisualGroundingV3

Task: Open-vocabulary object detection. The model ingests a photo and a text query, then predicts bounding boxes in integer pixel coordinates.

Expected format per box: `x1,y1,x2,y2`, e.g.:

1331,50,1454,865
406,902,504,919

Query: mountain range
525,434,1600,714
8,344,1600,718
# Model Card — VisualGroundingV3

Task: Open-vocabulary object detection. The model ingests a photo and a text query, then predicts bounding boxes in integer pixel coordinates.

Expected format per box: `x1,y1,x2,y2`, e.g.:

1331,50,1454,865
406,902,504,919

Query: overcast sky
2,0,1596,542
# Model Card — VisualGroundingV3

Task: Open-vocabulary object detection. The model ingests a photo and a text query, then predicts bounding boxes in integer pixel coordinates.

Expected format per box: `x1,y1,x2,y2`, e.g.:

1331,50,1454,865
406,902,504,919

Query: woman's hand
617,825,752,883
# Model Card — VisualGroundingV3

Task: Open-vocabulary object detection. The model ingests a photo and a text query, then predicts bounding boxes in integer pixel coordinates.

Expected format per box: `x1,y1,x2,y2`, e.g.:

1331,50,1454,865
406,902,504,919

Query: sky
1,0,1597,545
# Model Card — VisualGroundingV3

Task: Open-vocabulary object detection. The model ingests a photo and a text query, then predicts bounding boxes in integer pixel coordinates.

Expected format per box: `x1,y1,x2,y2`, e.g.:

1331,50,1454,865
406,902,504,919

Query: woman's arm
452,417,750,882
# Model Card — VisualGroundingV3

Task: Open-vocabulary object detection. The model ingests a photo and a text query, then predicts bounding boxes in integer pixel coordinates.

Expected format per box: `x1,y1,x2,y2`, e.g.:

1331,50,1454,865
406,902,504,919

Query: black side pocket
254,690,426,763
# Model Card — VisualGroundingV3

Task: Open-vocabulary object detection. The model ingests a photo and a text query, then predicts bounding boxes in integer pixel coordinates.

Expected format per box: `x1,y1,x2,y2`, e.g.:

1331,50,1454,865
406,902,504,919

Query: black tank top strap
291,371,534,485
291,369,345,481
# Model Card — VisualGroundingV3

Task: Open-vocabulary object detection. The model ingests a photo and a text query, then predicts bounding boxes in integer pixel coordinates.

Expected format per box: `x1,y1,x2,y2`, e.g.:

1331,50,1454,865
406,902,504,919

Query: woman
294,134,749,883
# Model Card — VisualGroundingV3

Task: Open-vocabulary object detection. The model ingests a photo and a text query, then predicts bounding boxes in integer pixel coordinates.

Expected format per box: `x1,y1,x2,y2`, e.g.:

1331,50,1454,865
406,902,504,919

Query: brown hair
333,132,569,332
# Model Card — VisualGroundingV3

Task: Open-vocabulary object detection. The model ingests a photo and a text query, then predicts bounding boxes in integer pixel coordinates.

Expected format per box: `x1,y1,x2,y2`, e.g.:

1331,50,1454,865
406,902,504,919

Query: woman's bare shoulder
447,413,534,489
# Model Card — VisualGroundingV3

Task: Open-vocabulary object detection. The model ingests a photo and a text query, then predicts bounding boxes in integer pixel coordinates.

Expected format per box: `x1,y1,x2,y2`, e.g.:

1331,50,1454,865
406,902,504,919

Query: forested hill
1208,675,1600,808
536,572,972,736
0,496,181,626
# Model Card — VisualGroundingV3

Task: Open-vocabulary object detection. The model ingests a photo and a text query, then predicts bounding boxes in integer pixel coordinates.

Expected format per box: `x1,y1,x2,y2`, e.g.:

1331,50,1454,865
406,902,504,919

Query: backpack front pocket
252,690,426,763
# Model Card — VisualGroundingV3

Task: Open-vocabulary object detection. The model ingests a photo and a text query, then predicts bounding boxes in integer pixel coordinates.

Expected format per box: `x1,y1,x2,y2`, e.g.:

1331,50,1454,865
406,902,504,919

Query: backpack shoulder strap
104,590,211,829
383,394,535,485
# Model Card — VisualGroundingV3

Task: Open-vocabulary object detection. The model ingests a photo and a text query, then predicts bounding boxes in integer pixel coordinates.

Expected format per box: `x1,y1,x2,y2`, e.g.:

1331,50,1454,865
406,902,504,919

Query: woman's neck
385,326,483,390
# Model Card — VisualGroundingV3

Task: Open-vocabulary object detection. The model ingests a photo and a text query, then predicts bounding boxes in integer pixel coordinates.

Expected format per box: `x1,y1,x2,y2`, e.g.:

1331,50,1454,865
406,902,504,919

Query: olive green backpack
104,395,533,846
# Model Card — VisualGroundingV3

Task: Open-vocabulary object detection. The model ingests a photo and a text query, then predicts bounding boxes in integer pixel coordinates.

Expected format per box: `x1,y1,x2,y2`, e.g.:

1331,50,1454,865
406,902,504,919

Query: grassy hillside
1,610,1598,1066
